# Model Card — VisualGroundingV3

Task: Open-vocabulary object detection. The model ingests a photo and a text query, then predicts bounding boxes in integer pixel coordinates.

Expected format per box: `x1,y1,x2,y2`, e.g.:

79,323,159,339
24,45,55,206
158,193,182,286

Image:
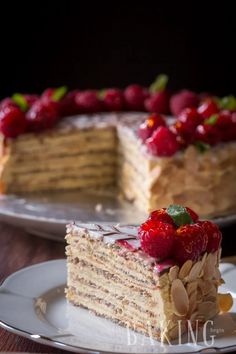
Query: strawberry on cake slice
66,204,233,342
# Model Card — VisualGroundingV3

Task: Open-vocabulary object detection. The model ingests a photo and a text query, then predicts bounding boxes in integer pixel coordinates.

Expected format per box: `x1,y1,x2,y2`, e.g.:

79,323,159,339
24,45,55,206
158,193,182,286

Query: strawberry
170,90,199,116
102,88,124,111
138,220,175,259
199,221,222,253
124,84,148,111
138,113,166,142
185,207,199,223
146,126,180,157
149,208,174,226
174,224,208,264
197,99,219,119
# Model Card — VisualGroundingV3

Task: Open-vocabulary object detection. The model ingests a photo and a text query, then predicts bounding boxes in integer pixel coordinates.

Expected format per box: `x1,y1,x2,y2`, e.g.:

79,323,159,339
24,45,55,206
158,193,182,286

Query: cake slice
66,205,233,342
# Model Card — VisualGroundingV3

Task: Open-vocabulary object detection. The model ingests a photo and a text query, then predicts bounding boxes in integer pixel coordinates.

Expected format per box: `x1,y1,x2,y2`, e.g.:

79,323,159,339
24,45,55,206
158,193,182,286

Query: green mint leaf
51,86,68,102
167,204,193,227
205,114,218,125
150,74,169,93
11,93,29,112
195,141,210,153
219,95,236,111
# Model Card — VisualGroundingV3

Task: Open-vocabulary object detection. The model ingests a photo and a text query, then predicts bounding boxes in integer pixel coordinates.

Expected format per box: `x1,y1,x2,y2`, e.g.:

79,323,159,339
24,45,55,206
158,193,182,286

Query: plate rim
1,259,236,354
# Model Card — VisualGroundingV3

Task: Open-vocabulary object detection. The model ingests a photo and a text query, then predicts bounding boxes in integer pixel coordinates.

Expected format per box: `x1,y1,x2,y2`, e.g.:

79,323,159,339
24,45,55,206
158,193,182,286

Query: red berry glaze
124,84,148,111
102,89,124,111
149,208,175,226
174,224,208,264
144,91,169,114
197,99,219,119
195,124,221,145
0,105,27,138
26,100,59,132
199,221,222,253
75,90,103,113
146,126,180,157
138,220,175,259
138,114,166,142
170,90,199,116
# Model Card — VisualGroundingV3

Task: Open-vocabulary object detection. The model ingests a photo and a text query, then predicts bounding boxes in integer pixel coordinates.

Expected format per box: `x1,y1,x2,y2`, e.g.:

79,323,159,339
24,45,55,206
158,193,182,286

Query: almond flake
179,260,193,280
171,279,189,316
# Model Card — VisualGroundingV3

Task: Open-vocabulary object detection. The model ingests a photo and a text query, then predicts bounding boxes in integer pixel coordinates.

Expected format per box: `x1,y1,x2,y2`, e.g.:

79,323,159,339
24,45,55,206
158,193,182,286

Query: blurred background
0,3,235,98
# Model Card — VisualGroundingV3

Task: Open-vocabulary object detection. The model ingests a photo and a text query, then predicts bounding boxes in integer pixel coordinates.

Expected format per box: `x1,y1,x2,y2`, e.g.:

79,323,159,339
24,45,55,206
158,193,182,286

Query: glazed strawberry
102,88,124,111
197,99,219,119
215,111,236,142
170,90,199,116
75,90,103,113
185,207,199,223
23,94,39,107
174,108,203,144
146,126,180,157
26,100,59,132
41,87,67,116
124,84,148,111
138,220,175,258
199,221,222,253
149,208,174,226
144,91,169,114
174,224,208,264
138,114,166,142
0,98,17,109
195,124,221,145
59,90,80,116
0,105,27,138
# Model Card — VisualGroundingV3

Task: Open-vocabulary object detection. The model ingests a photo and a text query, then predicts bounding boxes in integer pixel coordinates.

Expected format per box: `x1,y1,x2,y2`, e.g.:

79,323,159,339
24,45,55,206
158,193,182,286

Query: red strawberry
23,94,39,108
0,98,16,110
138,219,175,259
138,113,166,142
26,99,59,132
124,84,148,111
0,105,28,138
75,90,103,113
195,124,221,145
174,224,208,264
215,111,236,142
146,126,180,157
185,207,199,223
144,91,169,114
102,88,124,111
59,90,80,116
199,221,222,253
174,108,203,144
170,90,199,116
149,208,174,226
197,99,219,119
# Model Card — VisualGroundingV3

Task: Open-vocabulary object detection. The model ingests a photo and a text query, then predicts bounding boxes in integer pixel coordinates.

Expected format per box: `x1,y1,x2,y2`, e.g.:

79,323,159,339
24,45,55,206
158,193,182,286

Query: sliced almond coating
179,260,193,280
171,279,189,316
186,280,197,297
198,301,218,319
204,253,216,280
188,261,202,281
218,293,233,312
169,265,179,282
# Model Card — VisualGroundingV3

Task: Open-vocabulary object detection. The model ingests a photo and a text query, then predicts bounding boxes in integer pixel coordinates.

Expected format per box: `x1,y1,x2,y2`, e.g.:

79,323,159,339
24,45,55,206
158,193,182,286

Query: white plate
0,260,236,353
0,192,235,242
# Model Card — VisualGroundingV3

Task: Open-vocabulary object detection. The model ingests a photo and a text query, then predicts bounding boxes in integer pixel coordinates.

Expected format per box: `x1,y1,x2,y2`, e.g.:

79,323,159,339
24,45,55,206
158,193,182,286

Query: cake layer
117,124,236,217
66,223,222,342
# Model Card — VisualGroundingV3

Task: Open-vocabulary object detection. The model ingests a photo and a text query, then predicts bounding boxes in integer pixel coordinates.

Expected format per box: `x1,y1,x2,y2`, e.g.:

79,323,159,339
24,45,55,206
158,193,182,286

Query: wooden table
0,221,235,353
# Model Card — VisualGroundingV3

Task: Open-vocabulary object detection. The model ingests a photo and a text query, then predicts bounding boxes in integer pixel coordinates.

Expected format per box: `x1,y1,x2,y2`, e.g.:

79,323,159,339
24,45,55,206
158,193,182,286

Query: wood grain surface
0,221,235,353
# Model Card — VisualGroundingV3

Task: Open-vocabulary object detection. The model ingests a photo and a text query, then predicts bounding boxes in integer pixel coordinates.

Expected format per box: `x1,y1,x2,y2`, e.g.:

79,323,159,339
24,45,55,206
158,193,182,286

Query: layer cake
66,205,233,342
